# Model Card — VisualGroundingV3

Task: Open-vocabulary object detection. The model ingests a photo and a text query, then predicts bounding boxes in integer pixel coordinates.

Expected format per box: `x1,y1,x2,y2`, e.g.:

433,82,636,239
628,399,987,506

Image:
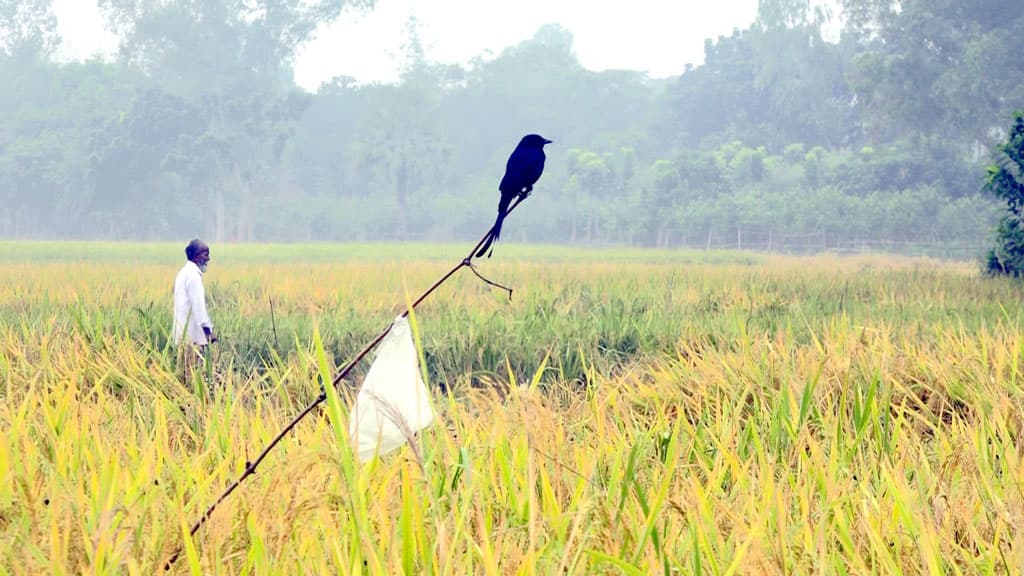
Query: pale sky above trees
52,0,765,90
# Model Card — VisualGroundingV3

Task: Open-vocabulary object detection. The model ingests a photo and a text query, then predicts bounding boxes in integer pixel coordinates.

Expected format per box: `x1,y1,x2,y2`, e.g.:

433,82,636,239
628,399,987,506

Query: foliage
841,0,1024,144
985,112,1024,275
0,1,1021,251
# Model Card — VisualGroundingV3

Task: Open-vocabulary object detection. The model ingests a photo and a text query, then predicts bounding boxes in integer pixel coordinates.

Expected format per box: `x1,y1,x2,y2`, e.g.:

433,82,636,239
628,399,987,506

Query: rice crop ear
9,248,1024,573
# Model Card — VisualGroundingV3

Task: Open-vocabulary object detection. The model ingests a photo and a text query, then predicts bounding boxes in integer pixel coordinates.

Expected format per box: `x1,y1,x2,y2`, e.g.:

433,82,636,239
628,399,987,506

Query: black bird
476,134,553,258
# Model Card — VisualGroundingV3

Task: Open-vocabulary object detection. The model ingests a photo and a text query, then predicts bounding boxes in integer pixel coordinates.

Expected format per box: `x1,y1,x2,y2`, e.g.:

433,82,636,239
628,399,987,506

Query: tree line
1,0,1021,251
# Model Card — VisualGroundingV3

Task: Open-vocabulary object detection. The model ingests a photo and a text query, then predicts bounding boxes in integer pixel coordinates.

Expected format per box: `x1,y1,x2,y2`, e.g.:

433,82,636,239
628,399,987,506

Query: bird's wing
500,149,545,193
521,153,545,186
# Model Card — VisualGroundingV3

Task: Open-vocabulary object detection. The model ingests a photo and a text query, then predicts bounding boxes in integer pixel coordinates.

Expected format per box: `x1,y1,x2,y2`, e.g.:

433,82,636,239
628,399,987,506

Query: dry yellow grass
0,244,1022,574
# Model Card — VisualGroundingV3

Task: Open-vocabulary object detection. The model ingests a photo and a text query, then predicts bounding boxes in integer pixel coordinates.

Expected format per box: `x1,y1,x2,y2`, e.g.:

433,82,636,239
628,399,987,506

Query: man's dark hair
185,238,205,261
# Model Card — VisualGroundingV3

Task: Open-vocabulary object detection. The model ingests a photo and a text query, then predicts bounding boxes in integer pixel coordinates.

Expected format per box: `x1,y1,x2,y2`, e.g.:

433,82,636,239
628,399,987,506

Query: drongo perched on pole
475,134,552,258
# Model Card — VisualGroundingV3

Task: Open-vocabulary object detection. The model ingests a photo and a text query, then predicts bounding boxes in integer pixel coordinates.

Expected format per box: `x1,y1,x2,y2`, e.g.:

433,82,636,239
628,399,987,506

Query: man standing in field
174,239,216,378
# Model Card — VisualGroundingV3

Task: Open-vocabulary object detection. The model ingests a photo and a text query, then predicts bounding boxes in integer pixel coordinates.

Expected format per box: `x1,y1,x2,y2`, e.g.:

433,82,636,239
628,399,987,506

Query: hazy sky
53,0,762,91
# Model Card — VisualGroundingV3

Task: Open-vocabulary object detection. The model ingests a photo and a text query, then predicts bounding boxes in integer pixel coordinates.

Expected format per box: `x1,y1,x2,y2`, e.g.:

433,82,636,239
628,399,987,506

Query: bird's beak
544,138,553,144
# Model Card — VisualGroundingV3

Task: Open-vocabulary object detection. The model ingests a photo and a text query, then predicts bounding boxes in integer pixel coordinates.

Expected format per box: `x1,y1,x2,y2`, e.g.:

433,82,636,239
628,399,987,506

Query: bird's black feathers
476,134,552,258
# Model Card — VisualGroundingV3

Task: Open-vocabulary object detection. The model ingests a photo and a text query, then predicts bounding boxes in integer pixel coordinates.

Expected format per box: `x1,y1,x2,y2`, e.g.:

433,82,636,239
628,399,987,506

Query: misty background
1,0,1022,256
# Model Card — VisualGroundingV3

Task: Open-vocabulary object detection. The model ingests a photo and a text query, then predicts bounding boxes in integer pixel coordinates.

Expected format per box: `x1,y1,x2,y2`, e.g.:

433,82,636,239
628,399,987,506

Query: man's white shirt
173,261,212,346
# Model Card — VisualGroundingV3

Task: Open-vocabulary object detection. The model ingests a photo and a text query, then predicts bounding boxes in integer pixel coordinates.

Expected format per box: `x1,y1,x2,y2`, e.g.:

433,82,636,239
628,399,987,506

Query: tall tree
842,0,1024,145
985,112,1024,275
96,0,373,240
0,0,57,59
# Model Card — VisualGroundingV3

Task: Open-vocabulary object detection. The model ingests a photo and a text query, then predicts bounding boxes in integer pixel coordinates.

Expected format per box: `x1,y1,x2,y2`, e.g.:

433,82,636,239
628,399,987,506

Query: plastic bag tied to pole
350,316,434,462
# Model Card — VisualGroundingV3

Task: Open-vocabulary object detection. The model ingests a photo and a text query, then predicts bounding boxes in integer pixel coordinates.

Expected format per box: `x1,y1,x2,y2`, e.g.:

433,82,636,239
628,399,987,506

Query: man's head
185,238,210,272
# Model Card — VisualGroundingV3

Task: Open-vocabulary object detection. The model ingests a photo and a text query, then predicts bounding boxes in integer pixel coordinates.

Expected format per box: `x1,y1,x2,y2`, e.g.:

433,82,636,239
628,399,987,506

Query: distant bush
985,112,1024,276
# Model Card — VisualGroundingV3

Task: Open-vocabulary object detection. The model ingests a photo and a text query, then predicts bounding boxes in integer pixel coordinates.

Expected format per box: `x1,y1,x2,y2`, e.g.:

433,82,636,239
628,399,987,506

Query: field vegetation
1,243,1023,574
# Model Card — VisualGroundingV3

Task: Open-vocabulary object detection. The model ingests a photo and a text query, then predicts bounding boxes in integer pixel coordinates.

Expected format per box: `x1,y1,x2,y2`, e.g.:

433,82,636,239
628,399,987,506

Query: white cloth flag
350,316,434,462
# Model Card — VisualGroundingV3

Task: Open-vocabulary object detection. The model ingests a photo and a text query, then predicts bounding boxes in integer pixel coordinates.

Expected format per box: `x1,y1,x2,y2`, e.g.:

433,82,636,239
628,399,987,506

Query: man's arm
189,276,216,343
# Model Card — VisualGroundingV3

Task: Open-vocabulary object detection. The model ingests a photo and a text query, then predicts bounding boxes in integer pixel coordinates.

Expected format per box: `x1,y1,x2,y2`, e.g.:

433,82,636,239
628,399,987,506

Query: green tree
985,112,1024,275
88,87,210,238
97,0,372,240
0,0,57,59
843,0,1024,145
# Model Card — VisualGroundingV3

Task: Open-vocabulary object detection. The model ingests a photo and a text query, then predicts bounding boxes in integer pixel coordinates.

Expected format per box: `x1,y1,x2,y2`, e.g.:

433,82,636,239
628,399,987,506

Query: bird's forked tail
475,195,513,259
475,211,504,258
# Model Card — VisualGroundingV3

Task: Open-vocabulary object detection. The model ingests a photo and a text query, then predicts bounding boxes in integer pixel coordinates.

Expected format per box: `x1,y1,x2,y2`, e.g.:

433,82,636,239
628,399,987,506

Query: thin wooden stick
165,195,527,570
